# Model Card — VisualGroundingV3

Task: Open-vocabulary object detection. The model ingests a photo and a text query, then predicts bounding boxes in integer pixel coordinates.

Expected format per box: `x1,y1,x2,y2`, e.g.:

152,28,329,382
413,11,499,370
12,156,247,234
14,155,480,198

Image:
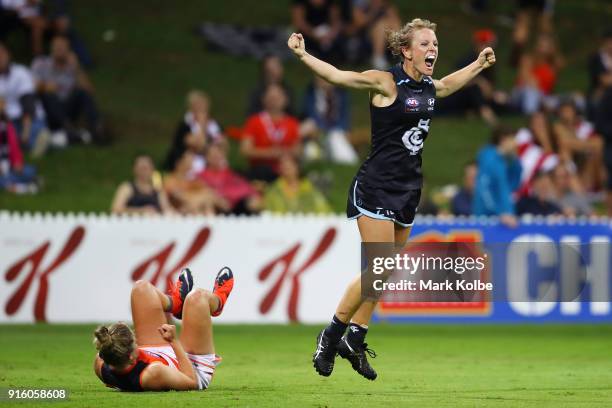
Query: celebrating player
92,267,234,391
288,18,496,380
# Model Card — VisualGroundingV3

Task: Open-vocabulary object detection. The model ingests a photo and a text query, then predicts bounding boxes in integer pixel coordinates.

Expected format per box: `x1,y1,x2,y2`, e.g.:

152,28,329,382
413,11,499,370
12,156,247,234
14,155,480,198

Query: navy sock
323,315,348,344
346,322,368,347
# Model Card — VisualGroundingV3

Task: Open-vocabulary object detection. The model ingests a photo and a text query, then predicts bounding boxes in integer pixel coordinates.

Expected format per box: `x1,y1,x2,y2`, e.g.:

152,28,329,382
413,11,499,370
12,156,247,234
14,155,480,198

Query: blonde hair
93,323,136,367
186,89,210,110
387,18,437,59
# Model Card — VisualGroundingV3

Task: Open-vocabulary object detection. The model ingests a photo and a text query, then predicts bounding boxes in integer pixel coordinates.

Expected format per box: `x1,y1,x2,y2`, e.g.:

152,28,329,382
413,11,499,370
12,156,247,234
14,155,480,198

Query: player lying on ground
92,267,234,391
288,18,496,380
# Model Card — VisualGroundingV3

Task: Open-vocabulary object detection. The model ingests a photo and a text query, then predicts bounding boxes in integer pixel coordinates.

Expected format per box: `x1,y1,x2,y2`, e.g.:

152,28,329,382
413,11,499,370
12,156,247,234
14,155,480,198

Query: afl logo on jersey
406,98,419,108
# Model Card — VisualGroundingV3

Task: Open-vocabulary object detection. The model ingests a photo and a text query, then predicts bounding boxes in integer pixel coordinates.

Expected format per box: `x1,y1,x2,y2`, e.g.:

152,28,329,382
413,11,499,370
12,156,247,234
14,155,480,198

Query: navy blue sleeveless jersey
347,63,436,225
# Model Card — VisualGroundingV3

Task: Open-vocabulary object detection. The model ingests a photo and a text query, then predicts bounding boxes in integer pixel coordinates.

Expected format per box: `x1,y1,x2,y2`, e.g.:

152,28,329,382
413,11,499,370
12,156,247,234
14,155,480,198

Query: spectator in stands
513,34,564,114
264,153,331,214
0,41,48,156
510,0,555,67
473,126,522,227
553,100,605,192
163,151,227,215
514,111,559,197
516,171,562,216
342,0,401,69
550,164,593,217
301,75,357,164
241,84,301,182
45,0,94,69
594,86,612,216
247,55,295,116
163,90,225,172
451,161,477,216
199,142,262,215
437,29,502,126
0,0,46,56
111,155,173,215
587,28,612,119
32,35,101,146
291,0,343,62
0,97,37,192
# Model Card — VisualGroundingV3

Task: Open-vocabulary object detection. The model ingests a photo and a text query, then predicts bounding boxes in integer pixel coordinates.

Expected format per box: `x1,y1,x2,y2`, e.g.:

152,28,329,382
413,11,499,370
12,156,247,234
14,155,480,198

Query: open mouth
425,55,436,69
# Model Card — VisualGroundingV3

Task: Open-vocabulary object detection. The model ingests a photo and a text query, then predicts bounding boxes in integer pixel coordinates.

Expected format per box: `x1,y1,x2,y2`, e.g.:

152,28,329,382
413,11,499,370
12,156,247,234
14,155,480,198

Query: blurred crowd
0,0,100,193
111,0,612,219
2,1,610,219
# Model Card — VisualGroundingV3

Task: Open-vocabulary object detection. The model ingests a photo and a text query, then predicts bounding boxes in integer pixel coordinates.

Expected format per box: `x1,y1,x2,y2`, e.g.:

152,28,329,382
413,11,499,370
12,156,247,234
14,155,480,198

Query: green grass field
1,324,611,407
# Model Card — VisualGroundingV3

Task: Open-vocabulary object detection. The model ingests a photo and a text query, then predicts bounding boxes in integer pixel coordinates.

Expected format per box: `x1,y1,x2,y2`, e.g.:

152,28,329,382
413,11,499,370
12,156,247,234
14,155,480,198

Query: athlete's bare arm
433,47,496,98
141,324,198,391
93,355,103,381
288,33,396,102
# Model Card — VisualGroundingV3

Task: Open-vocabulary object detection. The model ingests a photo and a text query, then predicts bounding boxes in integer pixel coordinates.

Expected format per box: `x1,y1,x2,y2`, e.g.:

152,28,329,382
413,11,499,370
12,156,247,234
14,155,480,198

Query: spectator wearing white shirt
0,41,48,155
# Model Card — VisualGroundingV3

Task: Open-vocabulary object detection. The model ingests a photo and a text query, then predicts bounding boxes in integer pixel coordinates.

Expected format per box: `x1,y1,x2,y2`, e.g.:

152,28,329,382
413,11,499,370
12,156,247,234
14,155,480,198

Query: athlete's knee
185,288,213,306
131,280,153,295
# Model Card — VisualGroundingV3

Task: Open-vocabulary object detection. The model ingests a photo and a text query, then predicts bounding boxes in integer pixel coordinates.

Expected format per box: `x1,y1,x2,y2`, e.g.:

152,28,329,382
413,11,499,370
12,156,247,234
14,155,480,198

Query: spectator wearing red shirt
513,34,564,114
240,84,301,182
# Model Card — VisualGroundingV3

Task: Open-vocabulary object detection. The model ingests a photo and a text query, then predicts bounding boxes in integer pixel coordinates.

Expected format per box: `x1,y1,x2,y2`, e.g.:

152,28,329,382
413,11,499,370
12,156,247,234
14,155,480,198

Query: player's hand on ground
158,324,176,343
478,47,496,69
288,33,306,58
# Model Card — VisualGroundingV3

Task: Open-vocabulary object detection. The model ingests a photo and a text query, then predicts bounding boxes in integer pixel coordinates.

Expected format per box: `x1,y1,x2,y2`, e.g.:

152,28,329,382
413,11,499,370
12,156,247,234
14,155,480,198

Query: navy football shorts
346,178,421,227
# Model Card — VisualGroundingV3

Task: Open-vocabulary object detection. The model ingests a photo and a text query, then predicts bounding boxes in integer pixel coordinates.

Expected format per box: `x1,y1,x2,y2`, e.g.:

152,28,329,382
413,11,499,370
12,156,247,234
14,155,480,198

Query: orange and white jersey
140,344,222,390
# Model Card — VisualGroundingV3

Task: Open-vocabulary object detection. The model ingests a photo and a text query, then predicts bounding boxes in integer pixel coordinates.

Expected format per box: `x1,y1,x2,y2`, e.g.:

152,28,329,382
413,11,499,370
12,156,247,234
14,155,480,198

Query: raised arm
433,47,496,98
287,33,393,97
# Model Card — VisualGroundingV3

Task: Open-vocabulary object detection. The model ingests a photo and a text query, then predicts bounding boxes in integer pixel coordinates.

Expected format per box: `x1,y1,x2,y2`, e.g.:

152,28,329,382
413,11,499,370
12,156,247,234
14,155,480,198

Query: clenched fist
287,33,306,58
477,47,496,69
158,324,176,343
